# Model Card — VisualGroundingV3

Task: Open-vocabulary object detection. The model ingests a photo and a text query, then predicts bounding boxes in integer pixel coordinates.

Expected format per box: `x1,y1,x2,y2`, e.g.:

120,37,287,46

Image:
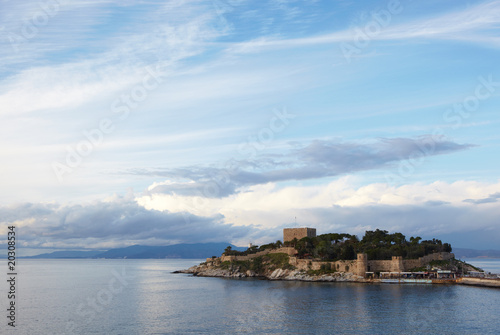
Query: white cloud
226,0,500,54
137,178,500,225
136,178,500,248
0,0,226,117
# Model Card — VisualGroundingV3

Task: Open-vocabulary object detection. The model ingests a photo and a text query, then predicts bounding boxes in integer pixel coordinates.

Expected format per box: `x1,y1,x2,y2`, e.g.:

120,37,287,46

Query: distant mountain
95,243,245,259
453,248,500,259
24,250,103,259
24,243,246,259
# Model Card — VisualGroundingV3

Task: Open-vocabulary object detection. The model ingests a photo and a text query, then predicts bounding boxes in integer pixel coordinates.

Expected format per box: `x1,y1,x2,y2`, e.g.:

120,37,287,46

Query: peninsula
177,228,500,287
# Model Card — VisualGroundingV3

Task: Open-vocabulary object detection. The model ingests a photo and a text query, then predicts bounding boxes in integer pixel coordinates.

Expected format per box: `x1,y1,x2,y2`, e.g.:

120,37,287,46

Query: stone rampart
289,258,357,273
402,252,455,270
289,258,309,271
367,252,454,273
221,247,298,262
403,259,422,269
223,250,455,277
274,247,297,256
368,260,393,272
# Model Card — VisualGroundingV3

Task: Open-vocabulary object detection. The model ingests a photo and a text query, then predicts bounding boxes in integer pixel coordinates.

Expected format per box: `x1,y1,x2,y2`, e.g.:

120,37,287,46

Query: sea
1,259,499,335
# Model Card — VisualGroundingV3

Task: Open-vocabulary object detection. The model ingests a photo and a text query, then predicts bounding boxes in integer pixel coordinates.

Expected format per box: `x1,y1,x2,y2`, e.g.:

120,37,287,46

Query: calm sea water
2,259,499,334
464,258,500,274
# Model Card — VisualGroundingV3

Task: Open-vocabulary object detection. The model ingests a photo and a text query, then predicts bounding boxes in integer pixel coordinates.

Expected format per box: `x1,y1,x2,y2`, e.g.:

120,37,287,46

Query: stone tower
283,228,316,242
356,253,368,277
391,256,404,272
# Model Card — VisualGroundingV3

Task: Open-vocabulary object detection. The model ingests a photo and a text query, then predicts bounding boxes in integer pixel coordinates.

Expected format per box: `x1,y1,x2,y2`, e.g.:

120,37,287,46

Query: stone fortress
283,227,317,242
219,227,454,277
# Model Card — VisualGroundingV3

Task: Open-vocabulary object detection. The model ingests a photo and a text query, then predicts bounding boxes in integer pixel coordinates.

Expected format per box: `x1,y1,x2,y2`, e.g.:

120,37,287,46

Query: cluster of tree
223,241,283,256
358,229,452,260
284,233,359,260
225,229,452,261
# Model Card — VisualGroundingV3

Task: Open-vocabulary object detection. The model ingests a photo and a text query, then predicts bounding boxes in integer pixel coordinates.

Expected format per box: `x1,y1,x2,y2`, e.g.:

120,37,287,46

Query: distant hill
24,243,246,259
26,244,500,260
95,243,244,259
453,248,500,259
24,250,104,259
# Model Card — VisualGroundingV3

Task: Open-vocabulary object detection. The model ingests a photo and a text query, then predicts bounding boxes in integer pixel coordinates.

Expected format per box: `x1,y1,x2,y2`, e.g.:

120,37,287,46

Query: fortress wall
403,259,422,269
221,247,298,262
367,260,393,272
221,249,269,261
270,247,297,256
366,252,454,273
335,260,357,273
310,261,329,271
291,252,452,275
289,258,357,272
402,252,455,270
289,258,311,271
420,252,454,263
224,250,455,274
221,255,237,262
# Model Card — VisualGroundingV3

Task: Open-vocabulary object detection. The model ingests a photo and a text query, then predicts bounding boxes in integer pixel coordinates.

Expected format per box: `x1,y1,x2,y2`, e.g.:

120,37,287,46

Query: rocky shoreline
175,261,500,288
175,262,365,282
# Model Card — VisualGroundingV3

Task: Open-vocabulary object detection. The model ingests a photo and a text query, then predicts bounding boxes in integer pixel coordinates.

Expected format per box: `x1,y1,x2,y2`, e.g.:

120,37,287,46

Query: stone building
219,228,455,277
283,227,316,242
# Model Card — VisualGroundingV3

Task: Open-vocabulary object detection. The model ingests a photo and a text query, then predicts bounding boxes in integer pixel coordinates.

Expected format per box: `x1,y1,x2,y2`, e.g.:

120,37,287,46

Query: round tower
356,253,368,277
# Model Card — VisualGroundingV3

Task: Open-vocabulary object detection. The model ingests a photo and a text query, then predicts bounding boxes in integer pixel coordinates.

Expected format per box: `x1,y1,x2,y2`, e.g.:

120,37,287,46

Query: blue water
1,259,499,334
465,258,500,274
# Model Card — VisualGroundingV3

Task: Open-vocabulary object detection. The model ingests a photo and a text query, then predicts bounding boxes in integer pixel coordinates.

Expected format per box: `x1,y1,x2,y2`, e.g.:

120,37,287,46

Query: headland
176,228,500,288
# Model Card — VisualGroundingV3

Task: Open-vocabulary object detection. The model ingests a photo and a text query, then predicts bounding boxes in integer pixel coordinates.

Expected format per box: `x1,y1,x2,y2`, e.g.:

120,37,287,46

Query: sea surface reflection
3,259,499,334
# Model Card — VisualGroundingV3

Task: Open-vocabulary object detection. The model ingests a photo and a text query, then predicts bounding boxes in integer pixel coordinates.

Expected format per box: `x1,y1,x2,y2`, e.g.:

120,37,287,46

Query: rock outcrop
176,260,365,282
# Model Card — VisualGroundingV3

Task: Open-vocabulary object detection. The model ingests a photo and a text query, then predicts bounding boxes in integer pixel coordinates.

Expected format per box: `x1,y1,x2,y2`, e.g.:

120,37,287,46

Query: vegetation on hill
292,229,452,261
219,253,294,274
224,229,452,261
408,258,483,273
223,241,283,256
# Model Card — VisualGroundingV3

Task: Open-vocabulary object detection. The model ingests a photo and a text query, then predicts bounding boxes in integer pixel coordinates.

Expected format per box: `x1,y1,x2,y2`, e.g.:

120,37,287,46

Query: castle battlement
216,228,455,278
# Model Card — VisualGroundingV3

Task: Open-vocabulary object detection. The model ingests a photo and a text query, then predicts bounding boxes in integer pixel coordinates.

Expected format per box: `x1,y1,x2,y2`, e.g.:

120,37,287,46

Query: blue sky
1,0,500,254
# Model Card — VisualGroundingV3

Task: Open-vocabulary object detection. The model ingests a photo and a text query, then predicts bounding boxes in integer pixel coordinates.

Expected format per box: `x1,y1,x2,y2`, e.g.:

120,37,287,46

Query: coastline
175,262,500,288
175,263,366,282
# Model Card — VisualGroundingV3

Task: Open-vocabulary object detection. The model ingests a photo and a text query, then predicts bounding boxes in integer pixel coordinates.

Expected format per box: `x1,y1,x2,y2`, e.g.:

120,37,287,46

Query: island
177,228,500,288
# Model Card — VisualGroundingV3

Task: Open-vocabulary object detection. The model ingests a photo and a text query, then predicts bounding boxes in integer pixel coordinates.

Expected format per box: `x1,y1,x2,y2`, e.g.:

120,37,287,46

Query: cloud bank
137,178,500,249
0,196,263,250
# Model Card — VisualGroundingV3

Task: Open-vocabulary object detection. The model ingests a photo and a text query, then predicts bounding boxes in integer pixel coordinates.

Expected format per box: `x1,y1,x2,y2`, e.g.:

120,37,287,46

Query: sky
1,0,500,255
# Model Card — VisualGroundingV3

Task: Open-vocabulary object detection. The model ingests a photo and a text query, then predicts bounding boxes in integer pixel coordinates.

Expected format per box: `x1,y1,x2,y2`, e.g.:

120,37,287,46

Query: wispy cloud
134,136,473,198
226,0,500,54
0,0,225,116
464,192,500,204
